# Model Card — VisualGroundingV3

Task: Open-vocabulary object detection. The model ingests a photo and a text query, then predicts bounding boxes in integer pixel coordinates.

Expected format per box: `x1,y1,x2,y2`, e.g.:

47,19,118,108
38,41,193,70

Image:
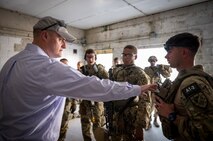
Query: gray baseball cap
33,16,76,43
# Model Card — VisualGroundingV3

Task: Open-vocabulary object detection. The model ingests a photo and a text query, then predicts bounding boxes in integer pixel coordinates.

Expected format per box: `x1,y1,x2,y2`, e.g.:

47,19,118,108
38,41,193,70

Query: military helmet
148,56,158,62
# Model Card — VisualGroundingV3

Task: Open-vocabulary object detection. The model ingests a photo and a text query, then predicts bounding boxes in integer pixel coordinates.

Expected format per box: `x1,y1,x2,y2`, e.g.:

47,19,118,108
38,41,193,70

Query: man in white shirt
0,16,156,141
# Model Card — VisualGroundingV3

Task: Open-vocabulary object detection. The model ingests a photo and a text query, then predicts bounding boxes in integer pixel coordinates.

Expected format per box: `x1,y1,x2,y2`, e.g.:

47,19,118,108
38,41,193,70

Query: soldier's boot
153,118,159,127
145,122,152,131
145,116,152,131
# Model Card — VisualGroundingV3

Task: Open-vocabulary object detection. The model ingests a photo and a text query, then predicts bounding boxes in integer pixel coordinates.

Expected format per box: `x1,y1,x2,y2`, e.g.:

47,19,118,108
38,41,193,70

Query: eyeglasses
41,21,67,31
121,53,135,57
86,55,96,58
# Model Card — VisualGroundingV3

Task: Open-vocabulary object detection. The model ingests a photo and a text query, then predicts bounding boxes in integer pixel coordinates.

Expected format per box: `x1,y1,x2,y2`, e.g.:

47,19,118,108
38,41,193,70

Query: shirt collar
25,43,49,57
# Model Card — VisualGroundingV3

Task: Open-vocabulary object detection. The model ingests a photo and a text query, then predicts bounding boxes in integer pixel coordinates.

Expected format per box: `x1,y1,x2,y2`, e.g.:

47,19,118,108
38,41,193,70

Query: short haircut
164,32,200,53
124,45,138,54
84,49,97,60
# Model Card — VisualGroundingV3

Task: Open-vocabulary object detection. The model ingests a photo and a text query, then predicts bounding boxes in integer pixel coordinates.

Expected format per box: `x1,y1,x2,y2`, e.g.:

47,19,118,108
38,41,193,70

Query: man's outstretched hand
140,84,157,93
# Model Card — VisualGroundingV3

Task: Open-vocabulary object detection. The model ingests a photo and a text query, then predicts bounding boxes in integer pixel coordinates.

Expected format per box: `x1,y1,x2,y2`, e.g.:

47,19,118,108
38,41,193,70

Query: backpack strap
178,69,213,88
159,68,212,103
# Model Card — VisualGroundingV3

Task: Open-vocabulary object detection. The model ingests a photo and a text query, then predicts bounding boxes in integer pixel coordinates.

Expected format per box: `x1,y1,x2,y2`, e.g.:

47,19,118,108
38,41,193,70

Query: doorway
96,47,178,81
136,47,178,81
95,49,113,71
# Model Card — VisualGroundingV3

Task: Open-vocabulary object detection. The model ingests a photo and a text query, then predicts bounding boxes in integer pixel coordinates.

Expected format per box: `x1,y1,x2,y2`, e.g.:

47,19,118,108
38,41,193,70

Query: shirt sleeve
41,61,141,102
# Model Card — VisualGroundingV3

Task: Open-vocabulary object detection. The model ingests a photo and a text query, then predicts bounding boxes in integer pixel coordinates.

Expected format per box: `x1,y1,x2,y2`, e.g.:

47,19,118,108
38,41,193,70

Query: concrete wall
0,8,85,69
0,1,213,75
85,1,213,75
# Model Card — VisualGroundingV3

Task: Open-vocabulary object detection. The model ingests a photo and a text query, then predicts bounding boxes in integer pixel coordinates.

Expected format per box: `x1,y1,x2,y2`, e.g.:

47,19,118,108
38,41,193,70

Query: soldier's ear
134,54,137,60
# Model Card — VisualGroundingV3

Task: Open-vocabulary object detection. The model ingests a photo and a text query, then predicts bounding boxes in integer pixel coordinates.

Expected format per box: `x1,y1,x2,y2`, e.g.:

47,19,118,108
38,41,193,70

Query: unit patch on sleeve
182,82,207,108
182,83,201,99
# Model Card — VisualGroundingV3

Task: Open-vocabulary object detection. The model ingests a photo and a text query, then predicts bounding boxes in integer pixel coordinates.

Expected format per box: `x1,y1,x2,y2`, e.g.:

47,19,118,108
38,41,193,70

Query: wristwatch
168,112,177,122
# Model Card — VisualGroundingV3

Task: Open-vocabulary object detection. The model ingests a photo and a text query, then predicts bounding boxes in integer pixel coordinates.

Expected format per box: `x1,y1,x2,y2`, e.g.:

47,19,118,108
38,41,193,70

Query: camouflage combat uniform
108,64,151,141
79,63,109,141
58,98,77,141
108,64,122,80
144,64,172,83
159,65,213,141
144,64,172,127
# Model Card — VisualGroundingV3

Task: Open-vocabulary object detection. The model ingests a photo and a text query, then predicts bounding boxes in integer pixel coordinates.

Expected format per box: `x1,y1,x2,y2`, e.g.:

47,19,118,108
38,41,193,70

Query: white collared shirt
0,43,141,141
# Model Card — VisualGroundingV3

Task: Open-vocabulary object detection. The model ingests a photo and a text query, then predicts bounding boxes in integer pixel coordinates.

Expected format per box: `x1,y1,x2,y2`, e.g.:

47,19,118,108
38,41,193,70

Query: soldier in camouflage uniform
58,58,77,141
108,45,151,141
144,56,172,129
79,49,109,141
155,32,213,141
108,57,121,80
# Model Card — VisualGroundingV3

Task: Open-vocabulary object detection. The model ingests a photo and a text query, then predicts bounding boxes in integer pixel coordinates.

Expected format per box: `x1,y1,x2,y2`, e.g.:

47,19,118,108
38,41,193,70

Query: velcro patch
190,93,207,108
182,83,201,98
182,82,207,108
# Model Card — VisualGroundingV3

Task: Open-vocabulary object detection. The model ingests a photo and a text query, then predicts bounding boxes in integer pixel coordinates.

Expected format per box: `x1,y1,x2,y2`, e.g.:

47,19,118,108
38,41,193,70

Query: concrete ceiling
0,0,208,30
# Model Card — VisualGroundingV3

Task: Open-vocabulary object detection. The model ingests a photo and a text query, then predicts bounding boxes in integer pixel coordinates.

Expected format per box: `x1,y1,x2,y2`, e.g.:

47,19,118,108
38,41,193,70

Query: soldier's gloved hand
158,64,164,70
